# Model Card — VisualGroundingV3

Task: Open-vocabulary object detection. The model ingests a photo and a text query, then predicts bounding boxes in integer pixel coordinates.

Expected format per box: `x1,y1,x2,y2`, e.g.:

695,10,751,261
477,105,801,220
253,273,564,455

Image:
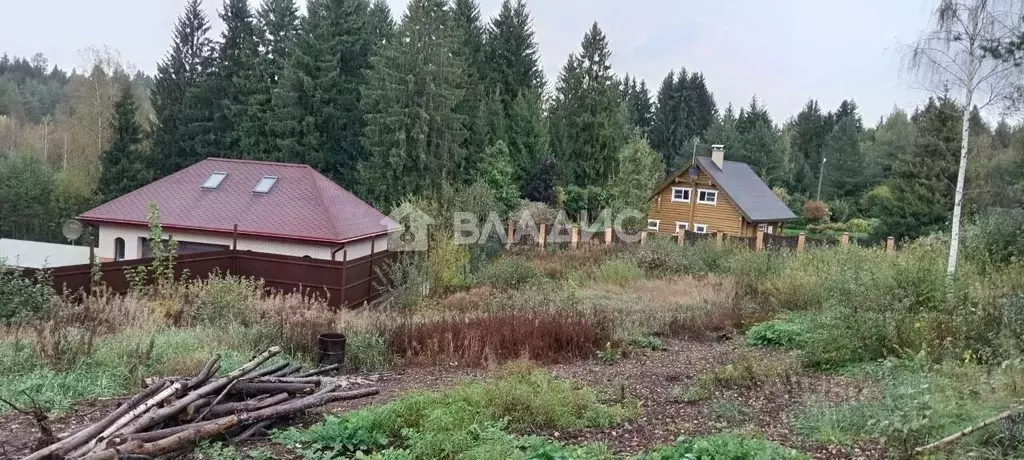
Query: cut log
117,347,282,436
185,356,221,391
229,383,315,396
270,363,303,377
83,387,379,460
295,364,340,378
22,381,168,460
241,361,289,380
70,381,186,456
202,392,291,419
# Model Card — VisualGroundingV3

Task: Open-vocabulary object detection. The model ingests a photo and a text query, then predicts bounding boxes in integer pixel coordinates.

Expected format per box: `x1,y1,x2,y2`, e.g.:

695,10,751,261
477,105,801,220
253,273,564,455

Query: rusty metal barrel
316,333,346,367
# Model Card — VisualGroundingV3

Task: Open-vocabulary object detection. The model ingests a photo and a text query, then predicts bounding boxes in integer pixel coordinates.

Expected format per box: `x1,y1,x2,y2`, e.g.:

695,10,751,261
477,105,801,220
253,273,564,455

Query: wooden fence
24,249,394,308
504,222,899,254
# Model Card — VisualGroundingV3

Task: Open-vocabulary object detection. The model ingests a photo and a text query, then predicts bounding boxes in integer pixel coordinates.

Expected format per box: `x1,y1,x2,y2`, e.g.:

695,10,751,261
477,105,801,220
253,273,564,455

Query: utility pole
816,157,827,201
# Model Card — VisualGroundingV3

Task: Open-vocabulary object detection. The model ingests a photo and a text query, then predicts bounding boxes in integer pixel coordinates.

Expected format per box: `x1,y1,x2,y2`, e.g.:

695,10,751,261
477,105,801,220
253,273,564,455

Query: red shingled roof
80,158,398,244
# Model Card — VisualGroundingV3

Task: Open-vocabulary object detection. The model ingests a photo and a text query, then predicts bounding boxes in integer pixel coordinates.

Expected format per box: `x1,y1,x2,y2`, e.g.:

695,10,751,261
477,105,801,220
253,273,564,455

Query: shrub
0,267,55,324
745,315,811,349
479,258,543,291
827,199,854,223
846,218,876,234
188,272,263,326
963,209,1024,267
639,433,809,460
803,200,829,223
346,329,394,372
679,351,802,402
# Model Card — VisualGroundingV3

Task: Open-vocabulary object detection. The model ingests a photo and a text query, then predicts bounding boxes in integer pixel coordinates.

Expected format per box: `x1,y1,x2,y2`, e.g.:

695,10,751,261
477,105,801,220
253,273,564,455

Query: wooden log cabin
648,145,796,237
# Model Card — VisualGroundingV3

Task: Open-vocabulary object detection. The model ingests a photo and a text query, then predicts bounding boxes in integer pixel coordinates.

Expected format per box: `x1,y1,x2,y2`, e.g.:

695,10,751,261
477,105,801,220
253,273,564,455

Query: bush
479,258,543,291
188,273,262,326
0,267,55,324
639,433,809,460
679,351,802,401
745,315,811,349
803,200,829,223
846,218,876,234
827,199,854,223
964,209,1024,267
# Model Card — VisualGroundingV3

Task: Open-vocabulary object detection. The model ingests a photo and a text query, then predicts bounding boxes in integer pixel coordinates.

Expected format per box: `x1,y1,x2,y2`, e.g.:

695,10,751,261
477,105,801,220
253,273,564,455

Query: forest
1,0,1023,245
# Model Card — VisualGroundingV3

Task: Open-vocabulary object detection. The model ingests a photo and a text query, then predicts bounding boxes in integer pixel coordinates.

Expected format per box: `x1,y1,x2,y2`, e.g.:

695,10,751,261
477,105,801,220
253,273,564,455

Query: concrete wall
97,223,389,261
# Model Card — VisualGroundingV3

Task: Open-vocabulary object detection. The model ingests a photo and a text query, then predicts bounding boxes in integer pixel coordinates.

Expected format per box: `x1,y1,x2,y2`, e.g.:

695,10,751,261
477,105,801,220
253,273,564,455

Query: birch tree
907,0,1022,276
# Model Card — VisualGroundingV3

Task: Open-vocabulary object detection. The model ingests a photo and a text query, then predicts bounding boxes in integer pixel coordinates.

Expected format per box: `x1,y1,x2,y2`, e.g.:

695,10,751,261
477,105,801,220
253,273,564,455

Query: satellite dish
62,220,84,242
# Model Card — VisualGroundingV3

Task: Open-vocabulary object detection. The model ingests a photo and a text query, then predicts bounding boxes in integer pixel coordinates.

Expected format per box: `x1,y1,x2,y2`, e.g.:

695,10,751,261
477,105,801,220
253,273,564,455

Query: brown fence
501,221,900,254
27,249,394,308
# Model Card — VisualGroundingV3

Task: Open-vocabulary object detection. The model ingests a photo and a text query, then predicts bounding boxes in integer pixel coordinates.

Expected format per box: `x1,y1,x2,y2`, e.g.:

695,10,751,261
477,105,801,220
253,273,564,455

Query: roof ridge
310,169,345,242
204,157,313,169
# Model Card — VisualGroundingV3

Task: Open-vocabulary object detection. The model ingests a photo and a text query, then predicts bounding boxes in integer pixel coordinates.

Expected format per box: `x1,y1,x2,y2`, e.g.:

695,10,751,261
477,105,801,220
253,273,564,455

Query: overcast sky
1,0,938,123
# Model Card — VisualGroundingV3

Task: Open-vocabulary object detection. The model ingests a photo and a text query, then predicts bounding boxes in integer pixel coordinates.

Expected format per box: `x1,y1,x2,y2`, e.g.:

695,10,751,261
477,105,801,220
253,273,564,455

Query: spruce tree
650,70,680,167
621,75,654,134
549,23,628,186
451,0,490,176
367,0,397,50
733,97,788,184
151,0,216,178
237,0,300,161
485,0,544,110
506,89,549,184
358,0,469,206
271,0,373,184
789,99,830,195
214,0,261,157
822,115,866,199
99,87,150,202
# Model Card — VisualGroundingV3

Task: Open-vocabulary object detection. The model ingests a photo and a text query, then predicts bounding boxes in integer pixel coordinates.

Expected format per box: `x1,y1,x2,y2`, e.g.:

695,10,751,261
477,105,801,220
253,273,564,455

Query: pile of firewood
23,346,379,460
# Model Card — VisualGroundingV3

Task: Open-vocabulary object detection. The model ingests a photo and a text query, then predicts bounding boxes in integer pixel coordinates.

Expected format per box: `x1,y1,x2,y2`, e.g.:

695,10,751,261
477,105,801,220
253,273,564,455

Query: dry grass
523,246,622,280
386,309,616,367
581,275,752,340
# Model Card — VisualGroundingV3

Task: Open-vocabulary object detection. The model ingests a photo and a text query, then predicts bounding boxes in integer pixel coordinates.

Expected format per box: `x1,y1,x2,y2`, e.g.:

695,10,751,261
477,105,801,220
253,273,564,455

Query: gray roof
652,157,797,223
694,157,797,222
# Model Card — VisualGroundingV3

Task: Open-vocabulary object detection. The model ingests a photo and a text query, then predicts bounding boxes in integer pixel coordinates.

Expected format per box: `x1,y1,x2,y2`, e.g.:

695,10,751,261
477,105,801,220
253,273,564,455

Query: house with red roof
79,158,398,263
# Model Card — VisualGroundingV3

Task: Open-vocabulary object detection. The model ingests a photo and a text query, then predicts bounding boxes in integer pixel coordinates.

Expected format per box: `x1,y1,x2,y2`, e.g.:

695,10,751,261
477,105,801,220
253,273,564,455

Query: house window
675,222,689,233
697,189,718,205
114,237,126,261
253,176,278,194
671,187,691,202
694,224,709,234
202,172,227,190
647,219,660,231
757,223,775,234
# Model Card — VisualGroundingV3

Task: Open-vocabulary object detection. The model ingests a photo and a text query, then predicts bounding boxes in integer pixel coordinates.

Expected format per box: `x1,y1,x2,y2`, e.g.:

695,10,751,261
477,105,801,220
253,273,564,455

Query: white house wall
97,224,389,261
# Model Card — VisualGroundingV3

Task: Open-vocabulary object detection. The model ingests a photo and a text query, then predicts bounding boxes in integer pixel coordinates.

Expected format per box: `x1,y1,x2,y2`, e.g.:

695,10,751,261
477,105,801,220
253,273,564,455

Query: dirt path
544,339,884,459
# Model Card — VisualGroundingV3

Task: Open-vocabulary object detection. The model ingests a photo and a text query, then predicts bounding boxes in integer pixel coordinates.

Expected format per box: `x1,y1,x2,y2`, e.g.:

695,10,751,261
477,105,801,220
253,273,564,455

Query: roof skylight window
202,172,227,189
253,176,278,194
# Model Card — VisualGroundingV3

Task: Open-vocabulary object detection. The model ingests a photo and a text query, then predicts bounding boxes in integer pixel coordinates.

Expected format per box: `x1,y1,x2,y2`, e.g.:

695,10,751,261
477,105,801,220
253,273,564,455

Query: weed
677,351,802,404
386,309,615,367
710,399,750,426
638,433,809,460
195,441,239,460
593,260,644,287
795,358,1024,457
746,315,811,349
479,258,543,291
276,366,636,459
628,335,665,351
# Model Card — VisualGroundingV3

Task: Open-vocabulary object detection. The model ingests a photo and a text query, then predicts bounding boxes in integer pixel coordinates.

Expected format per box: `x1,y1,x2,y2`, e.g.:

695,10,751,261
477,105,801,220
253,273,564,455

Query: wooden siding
648,169,746,235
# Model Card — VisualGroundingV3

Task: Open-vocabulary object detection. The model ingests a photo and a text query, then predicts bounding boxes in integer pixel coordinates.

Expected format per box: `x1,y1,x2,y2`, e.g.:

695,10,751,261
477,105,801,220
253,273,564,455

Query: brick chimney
711,144,725,169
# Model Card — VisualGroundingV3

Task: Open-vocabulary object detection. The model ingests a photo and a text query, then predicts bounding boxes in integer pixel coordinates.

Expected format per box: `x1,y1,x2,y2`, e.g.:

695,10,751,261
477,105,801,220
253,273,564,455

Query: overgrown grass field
3,218,1024,458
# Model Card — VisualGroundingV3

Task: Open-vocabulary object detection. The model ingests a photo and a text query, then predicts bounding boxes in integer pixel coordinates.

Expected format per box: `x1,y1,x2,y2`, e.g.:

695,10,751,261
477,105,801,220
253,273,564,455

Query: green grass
795,359,1024,457
0,326,300,414
638,433,809,460
274,364,637,460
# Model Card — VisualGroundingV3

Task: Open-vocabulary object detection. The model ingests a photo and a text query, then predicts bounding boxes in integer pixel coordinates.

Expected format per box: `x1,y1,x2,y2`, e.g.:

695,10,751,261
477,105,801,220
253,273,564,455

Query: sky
0,0,938,123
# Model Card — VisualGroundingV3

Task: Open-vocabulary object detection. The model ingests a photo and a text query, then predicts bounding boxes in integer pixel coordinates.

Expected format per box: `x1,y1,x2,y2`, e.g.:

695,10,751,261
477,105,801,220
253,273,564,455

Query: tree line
2,0,1024,245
